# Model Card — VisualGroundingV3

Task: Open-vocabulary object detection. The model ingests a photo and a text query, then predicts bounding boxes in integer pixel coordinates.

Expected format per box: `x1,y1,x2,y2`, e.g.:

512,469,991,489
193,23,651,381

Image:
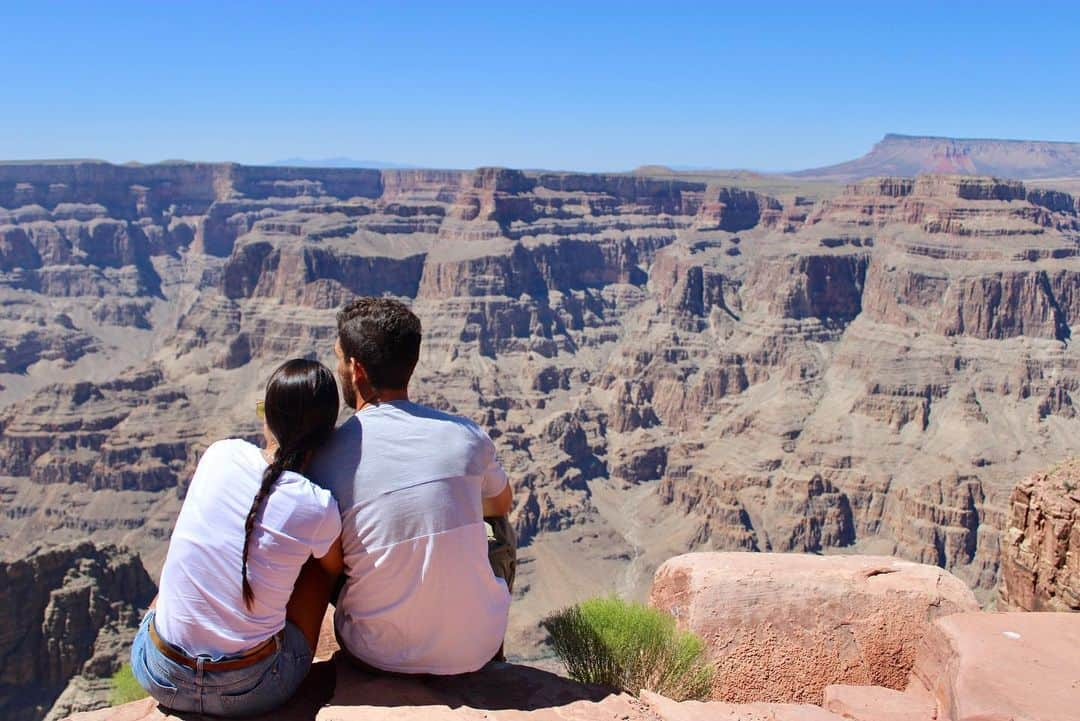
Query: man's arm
480,440,512,517
482,482,512,517
316,537,344,578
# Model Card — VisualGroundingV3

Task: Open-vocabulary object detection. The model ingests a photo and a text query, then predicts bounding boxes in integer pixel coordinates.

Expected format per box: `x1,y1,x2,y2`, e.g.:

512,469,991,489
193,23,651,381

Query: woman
131,359,343,717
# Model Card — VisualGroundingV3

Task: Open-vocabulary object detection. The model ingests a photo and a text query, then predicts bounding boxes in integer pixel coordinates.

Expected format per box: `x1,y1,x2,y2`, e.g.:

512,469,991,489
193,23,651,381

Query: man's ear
350,357,369,388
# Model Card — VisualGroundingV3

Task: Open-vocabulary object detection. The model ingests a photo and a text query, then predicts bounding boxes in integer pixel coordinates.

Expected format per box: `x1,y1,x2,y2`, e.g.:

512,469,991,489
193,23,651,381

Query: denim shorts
130,611,312,717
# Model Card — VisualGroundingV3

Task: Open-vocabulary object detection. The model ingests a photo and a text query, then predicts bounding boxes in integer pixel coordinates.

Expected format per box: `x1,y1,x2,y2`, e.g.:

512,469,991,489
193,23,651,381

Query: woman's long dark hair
242,358,339,609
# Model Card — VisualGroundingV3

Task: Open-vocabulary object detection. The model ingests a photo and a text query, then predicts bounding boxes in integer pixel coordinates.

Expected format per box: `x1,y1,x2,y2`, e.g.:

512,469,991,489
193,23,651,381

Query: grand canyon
1,134,1078,720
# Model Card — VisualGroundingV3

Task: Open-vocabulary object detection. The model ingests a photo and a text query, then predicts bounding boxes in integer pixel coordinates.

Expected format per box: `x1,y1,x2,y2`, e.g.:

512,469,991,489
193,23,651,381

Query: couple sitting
130,298,516,717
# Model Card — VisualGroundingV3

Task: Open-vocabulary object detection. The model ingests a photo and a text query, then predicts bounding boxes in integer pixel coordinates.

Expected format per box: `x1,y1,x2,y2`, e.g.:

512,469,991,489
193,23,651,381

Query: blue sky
2,1,1078,171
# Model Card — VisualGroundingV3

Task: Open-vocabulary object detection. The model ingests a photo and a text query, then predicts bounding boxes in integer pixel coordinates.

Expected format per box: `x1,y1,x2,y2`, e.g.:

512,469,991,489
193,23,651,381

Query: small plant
542,596,714,701
109,663,148,706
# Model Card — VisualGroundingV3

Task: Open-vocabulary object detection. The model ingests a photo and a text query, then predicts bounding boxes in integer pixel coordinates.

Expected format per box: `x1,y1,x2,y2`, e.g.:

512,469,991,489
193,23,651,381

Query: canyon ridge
1,137,1078,718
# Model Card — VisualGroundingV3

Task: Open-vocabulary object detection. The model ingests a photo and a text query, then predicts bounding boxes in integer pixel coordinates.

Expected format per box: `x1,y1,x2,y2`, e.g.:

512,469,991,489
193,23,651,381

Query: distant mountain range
23,134,1074,180
269,135,1080,181
795,134,1080,180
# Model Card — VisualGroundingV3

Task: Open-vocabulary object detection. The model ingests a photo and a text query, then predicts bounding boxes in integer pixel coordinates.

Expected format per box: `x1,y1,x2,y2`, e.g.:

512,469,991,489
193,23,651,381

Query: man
310,297,515,675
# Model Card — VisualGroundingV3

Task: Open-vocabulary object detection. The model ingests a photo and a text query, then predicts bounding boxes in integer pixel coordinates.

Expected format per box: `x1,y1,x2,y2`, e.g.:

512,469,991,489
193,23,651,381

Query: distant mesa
632,164,678,175
796,133,1080,180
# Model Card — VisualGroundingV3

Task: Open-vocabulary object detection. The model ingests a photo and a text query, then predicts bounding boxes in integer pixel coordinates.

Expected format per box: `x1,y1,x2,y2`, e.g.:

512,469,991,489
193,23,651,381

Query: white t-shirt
309,400,511,675
155,439,341,657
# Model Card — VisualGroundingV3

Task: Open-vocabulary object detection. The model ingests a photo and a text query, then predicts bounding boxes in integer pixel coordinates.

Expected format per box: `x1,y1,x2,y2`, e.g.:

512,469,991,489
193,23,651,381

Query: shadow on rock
154,656,615,720
326,653,617,711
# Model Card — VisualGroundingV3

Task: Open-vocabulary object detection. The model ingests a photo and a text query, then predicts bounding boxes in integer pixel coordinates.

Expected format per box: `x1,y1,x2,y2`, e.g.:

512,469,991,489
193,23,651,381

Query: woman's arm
286,537,344,653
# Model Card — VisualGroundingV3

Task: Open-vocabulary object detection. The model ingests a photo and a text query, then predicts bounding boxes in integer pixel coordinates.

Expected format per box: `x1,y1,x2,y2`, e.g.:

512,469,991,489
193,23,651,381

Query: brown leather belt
149,620,279,672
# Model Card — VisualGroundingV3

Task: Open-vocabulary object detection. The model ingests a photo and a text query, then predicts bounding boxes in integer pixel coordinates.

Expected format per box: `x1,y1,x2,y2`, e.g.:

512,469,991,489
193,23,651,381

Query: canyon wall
0,162,1078,675
0,543,154,721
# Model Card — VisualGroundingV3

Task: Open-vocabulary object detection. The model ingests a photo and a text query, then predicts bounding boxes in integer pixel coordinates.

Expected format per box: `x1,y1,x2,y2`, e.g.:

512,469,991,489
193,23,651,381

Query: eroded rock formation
1001,458,1080,611
0,543,155,721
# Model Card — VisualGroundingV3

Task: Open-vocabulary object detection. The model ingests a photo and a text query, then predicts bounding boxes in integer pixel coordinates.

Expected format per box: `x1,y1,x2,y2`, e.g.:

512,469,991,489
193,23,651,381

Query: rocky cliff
0,543,155,721
1001,458,1080,611
66,552,1080,721
0,161,1078,666
797,133,1080,180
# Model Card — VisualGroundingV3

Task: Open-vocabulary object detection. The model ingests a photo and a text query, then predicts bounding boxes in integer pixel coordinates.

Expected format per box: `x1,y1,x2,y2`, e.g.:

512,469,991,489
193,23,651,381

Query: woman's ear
263,420,278,457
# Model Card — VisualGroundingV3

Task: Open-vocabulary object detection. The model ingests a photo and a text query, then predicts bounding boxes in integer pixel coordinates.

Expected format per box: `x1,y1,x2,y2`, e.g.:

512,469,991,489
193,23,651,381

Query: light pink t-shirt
155,439,341,656
310,401,511,675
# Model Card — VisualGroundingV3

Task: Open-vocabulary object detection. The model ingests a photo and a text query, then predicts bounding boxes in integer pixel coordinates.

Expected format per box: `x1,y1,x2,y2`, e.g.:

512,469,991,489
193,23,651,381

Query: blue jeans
130,611,313,717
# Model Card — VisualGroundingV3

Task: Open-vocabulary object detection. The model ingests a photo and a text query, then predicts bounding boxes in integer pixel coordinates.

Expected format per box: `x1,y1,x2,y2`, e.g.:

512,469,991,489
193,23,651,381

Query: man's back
310,400,511,674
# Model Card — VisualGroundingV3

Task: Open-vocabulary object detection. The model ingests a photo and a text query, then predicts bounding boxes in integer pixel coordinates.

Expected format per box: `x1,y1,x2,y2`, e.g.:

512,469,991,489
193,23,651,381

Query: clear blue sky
2,1,1078,172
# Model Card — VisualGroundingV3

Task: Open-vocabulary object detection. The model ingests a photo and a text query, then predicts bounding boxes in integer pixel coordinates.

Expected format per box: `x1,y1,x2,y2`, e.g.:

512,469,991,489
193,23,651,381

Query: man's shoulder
396,402,486,436
309,415,363,490
327,413,363,442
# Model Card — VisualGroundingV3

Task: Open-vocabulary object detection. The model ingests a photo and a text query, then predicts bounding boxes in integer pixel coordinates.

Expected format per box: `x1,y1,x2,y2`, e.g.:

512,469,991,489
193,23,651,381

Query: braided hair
242,358,339,610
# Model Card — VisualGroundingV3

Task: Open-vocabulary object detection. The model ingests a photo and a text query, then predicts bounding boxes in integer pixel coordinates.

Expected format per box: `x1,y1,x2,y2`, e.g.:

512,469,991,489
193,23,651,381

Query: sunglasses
255,400,265,420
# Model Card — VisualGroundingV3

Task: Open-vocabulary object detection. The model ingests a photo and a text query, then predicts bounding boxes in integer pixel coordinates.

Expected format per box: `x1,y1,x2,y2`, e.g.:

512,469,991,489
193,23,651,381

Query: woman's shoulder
276,469,339,513
200,438,263,464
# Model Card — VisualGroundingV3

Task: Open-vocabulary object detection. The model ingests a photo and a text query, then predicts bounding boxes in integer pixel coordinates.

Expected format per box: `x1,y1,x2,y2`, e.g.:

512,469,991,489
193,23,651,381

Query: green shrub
109,663,148,706
542,596,714,701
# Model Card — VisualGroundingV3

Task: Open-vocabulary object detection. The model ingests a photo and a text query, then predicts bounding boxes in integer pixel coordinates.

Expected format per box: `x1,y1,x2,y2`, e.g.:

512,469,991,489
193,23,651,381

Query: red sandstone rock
68,698,159,721
648,552,979,704
314,607,339,662
1001,458,1080,611
823,685,935,721
911,611,1080,721
641,690,847,721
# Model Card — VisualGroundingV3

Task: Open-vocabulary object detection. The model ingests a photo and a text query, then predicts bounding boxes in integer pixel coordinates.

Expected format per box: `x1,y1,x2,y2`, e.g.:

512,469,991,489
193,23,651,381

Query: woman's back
155,438,340,657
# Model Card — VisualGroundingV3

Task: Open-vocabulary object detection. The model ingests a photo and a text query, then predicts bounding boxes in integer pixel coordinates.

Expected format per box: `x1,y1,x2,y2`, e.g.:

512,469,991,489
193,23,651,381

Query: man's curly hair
337,297,422,390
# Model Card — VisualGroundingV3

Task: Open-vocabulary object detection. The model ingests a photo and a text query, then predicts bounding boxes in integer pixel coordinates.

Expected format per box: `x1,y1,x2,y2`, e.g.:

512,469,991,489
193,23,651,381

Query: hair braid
241,358,339,610
241,446,306,610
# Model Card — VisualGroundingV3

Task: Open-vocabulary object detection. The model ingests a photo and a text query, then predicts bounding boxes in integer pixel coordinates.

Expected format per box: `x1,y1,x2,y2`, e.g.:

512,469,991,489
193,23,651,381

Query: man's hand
482,482,512,517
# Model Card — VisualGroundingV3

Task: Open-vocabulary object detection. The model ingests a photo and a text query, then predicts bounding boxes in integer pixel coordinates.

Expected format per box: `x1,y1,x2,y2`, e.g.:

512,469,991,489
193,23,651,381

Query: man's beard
341,371,358,409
